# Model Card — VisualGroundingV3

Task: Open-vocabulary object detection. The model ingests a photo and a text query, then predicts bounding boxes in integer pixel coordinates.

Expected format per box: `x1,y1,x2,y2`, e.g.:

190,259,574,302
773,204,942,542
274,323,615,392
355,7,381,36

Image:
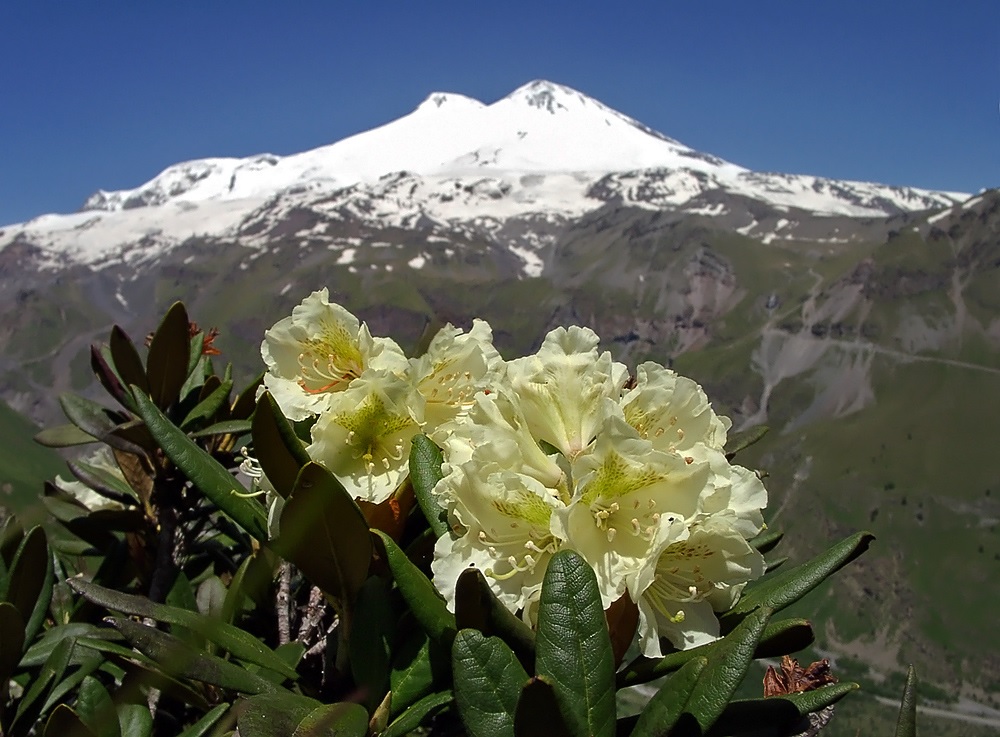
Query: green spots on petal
581,451,668,506
298,321,364,391
491,490,553,528
336,393,414,455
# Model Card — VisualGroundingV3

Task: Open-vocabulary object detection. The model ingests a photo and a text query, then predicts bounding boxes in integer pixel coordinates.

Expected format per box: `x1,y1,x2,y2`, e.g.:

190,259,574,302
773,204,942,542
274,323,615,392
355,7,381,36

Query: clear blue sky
2,1,998,226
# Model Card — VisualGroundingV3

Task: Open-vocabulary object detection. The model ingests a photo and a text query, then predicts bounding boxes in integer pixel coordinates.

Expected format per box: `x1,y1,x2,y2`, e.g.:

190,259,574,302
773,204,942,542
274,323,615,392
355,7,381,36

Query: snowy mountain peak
1,80,969,269
414,92,485,114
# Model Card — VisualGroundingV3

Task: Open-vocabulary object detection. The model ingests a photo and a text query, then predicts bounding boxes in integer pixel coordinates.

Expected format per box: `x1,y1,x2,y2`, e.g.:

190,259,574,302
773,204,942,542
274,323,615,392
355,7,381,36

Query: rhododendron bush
0,293,920,737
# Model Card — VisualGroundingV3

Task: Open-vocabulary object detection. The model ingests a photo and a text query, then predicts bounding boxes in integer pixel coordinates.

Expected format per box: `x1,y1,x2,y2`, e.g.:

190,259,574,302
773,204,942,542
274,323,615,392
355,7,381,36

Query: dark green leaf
629,656,707,737
76,676,121,737
252,392,311,499
231,371,265,420
131,388,269,540
237,691,322,737
764,556,788,573
67,460,138,504
146,302,192,408
724,425,769,459
749,527,784,554
721,532,875,630
291,702,369,737
535,550,616,737
373,530,454,643
91,345,135,413
181,379,233,429
190,419,252,438
185,331,207,383
108,617,277,694
513,676,572,737
685,607,772,733
277,463,371,615
349,577,394,711
0,603,25,685
389,629,441,717
7,526,48,626
895,666,917,737
59,393,118,438
34,424,98,448
44,704,97,737
708,682,859,736
453,629,530,737
23,531,54,644
174,704,230,737
409,434,448,537
382,691,452,737
455,568,535,672
13,636,76,731
109,325,149,395
69,578,298,680
116,704,154,737
20,624,115,667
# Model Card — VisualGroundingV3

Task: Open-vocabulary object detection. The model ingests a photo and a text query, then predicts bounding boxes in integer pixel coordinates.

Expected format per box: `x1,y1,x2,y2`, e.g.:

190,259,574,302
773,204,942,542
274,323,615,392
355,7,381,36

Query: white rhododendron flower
306,368,421,503
432,324,767,652
410,319,502,440
261,289,407,421
630,512,765,655
505,326,628,459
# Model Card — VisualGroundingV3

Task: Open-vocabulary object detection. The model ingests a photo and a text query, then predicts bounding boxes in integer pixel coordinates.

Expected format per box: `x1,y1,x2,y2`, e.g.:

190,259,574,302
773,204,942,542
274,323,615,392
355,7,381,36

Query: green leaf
252,392,311,499
382,692,452,737
237,691,322,737
513,676,572,737
895,666,917,737
174,704,230,737
20,623,115,667
6,526,48,626
349,577,394,711
44,704,97,737
116,704,154,737
277,463,371,614
59,393,118,439
190,419,252,438
629,656,707,737
455,568,535,672
108,616,277,694
146,302,192,408
131,388,269,540
535,550,616,737
34,424,99,448
409,434,449,537
389,629,442,717
292,702,369,737
76,676,121,737
452,629,530,737
109,325,149,395
231,371,265,420
91,345,136,413
0,603,25,686
373,530,455,643
23,532,54,645
181,379,233,429
721,532,875,630
13,636,76,732
67,460,138,504
749,527,784,554
724,425,769,459
708,682,859,736
69,578,298,680
685,607,772,733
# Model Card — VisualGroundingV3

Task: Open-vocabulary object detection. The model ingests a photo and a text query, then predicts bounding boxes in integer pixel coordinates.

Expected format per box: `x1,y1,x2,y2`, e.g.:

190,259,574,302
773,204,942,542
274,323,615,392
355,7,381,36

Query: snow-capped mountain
0,80,966,271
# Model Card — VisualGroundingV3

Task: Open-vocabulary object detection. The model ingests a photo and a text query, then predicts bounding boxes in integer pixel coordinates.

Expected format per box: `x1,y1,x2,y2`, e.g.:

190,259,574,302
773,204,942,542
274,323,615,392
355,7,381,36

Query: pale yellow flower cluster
260,289,500,503
262,293,767,654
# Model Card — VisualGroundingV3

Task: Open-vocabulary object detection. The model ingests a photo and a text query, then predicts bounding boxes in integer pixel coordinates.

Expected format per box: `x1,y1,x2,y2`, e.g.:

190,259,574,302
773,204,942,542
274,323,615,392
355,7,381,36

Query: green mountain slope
0,399,66,521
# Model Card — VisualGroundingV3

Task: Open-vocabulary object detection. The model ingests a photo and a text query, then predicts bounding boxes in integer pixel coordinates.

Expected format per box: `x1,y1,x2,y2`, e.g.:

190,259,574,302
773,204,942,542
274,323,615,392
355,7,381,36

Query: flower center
297,325,364,394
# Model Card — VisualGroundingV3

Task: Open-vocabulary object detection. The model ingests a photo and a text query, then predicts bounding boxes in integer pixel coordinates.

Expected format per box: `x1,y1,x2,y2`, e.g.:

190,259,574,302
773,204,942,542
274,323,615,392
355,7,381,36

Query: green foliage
0,300,903,736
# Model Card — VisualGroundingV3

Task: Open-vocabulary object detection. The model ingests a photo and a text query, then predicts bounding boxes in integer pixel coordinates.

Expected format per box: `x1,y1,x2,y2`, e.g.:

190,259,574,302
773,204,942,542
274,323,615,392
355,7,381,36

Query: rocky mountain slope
0,81,997,725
